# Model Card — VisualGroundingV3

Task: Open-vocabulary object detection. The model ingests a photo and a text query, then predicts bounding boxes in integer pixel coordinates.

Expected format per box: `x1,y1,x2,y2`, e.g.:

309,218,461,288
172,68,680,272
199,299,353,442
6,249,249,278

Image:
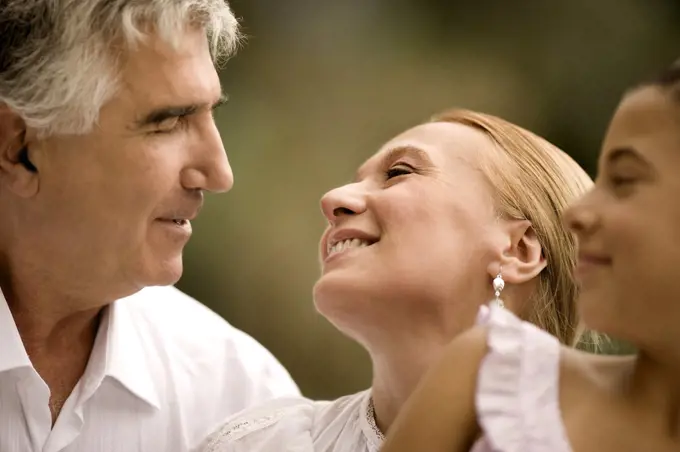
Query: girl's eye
610,175,636,186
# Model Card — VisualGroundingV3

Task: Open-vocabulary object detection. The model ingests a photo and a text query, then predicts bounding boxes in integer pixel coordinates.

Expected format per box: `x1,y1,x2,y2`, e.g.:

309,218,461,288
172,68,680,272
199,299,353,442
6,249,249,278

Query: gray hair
0,0,241,137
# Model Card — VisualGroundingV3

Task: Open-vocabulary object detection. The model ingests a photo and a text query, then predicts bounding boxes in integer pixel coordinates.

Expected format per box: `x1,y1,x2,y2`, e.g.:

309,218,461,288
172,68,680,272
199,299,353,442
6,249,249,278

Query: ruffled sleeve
471,305,572,452
199,397,318,452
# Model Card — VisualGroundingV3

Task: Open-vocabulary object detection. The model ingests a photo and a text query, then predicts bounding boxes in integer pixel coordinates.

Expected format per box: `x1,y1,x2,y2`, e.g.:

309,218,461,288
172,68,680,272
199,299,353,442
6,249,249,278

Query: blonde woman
381,60,680,452
201,109,594,452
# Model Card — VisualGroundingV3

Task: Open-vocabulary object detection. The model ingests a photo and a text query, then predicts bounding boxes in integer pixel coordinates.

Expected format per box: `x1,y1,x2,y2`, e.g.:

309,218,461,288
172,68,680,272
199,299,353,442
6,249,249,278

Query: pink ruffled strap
473,305,572,452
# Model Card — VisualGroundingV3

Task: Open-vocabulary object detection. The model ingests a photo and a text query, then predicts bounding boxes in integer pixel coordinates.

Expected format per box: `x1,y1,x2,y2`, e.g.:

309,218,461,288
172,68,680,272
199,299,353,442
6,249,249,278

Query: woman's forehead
370,122,491,166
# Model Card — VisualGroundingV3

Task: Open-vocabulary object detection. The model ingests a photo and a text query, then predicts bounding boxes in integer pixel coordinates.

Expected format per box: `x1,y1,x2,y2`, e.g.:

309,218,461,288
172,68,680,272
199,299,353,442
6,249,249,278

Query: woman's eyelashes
385,163,416,180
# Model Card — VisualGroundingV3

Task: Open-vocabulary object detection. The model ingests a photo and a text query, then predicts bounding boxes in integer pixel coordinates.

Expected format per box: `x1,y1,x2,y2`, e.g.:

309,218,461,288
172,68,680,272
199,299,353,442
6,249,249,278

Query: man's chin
145,255,184,287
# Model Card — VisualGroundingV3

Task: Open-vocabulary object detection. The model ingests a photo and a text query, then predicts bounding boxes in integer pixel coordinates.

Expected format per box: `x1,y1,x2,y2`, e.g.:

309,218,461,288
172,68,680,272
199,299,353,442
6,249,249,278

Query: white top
0,286,300,452
201,389,384,452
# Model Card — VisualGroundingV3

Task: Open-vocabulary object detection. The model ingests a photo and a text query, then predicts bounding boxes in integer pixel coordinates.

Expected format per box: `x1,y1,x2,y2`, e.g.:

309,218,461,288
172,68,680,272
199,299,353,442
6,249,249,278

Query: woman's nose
320,183,367,224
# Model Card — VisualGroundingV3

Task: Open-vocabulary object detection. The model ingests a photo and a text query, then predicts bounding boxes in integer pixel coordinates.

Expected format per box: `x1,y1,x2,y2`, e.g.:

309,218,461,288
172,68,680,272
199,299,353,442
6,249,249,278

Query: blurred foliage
177,0,678,398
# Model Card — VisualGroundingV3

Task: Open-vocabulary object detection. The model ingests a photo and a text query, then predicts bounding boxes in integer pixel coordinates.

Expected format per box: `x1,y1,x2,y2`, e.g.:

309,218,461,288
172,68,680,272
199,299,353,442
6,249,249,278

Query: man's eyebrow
133,93,228,129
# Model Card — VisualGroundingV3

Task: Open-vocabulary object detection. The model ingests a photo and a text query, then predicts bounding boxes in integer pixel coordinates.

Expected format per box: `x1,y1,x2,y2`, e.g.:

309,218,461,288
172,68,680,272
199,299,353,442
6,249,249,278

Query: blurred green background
177,0,679,399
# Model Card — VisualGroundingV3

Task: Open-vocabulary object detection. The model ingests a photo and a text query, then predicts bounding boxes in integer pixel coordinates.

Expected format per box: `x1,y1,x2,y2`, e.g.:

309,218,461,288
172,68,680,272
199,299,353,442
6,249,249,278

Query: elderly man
0,1,299,451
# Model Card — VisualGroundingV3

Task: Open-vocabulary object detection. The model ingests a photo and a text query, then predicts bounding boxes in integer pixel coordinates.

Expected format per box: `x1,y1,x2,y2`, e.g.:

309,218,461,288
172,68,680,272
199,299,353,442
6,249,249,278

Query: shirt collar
0,286,160,409
92,294,161,409
0,287,32,373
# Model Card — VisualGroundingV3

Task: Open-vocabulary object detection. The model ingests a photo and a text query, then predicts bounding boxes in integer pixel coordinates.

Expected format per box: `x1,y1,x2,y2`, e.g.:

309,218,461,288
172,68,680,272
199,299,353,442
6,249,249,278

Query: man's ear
489,219,546,284
0,104,40,198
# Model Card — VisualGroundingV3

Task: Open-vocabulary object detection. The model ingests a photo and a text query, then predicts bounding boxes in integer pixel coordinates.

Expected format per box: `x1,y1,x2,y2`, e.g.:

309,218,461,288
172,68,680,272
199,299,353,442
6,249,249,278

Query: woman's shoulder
200,396,321,452
200,391,373,452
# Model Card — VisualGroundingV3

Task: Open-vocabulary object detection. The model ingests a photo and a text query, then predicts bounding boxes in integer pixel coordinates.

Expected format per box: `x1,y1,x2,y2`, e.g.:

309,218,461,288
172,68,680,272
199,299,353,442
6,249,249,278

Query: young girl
381,59,680,452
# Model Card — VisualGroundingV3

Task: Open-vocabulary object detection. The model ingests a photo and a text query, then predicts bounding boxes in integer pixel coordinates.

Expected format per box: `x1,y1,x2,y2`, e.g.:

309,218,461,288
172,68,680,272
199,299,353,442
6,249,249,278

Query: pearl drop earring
490,268,505,308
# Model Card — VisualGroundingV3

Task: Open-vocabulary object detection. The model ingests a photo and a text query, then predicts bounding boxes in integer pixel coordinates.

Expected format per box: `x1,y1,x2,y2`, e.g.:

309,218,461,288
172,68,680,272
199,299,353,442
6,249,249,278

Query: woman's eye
385,164,414,180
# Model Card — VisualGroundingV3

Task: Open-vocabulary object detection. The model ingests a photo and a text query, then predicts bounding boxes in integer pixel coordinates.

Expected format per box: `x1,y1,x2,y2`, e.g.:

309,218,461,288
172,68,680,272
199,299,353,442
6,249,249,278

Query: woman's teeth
328,238,370,256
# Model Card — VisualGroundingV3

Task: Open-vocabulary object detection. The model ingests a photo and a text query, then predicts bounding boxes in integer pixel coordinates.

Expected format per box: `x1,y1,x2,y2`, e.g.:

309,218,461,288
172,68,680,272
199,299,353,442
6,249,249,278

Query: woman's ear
0,105,40,198
489,219,546,284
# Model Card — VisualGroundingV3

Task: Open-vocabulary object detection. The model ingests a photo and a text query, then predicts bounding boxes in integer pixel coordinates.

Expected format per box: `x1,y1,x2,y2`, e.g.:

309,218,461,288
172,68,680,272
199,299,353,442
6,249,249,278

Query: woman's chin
313,274,371,316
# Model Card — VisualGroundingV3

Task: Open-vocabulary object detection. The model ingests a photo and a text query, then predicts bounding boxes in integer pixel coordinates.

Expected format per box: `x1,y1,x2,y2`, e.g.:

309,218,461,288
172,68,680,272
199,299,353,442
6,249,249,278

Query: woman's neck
369,339,449,435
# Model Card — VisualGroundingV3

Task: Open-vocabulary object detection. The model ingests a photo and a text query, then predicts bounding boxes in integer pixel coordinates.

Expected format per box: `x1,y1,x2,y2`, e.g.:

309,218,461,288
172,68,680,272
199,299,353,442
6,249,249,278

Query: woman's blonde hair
430,109,596,347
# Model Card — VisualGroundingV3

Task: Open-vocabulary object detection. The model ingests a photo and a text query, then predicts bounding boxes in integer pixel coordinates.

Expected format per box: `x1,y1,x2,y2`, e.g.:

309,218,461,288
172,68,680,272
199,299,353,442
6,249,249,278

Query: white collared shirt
0,286,300,452
200,390,384,452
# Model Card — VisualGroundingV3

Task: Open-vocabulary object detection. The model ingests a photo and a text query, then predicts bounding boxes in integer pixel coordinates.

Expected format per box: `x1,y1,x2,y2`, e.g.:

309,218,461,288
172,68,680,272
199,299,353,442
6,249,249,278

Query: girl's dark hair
636,58,680,99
